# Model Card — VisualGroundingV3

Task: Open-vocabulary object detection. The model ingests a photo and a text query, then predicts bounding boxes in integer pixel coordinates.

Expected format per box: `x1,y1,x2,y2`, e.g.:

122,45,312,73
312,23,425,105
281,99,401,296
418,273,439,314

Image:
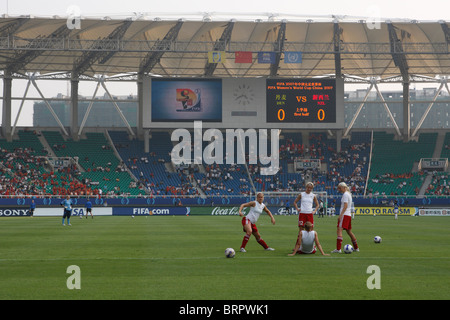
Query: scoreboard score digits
266,78,336,123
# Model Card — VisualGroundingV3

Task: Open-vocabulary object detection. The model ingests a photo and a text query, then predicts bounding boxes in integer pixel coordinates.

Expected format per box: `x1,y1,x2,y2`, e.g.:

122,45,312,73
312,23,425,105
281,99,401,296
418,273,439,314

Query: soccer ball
225,248,235,258
343,244,354,254
374,236,382,243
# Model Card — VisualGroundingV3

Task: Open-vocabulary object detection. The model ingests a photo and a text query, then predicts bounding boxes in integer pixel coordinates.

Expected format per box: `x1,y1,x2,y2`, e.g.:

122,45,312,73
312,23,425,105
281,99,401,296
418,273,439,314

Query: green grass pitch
1,214,449,300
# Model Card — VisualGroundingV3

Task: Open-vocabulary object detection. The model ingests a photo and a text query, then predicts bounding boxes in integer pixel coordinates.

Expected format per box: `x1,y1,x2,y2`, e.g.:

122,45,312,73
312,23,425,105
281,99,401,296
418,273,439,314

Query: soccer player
393,200,399,220
318,199,324,218
332,182,359,253
85,198,93,219
285,200,290,215
61,195,74,226
293,182,319,230
28,199,36,217
288,221,329,256
238,192,276,253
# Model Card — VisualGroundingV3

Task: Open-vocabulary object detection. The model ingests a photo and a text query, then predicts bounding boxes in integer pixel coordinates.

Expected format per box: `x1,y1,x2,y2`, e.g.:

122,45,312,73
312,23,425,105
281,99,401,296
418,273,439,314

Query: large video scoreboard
266,78,336,123
143,77,344,129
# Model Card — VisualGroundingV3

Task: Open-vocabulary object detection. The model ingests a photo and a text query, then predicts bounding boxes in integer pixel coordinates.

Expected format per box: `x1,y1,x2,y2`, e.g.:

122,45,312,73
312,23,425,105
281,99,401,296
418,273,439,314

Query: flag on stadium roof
284,52,302,64
235,51,253,63
208,51,226,63
257,52,276,64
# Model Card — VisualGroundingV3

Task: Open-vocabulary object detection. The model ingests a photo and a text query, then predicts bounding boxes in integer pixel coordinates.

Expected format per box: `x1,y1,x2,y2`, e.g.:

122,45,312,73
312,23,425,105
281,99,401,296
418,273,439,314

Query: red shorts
337,215,352,230
298,213,314,228
242,217,258,233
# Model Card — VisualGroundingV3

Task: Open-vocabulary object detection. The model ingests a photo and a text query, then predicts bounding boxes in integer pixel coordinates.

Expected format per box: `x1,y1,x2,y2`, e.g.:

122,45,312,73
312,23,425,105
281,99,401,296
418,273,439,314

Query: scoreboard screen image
266,78,337,123
151,78,222,122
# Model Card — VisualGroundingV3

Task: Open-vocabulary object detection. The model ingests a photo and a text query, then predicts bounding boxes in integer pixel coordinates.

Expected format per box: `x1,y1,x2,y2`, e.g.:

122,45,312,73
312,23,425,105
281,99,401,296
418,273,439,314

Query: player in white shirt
332,182,359,253
288,222,329,256
238,193,276,253
293,182,319,231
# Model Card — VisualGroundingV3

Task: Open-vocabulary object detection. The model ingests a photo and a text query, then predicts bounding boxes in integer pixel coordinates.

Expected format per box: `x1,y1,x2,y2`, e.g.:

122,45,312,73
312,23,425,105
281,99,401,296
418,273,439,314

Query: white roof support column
137,74,144,138
100,79,135,137
411,78,449,138
343,81,374,138
11,77,31,138
70,76,79,140
373,82,402,137
402,80,410,141
78,79,102,137
1,71,12,140
31,76,69,136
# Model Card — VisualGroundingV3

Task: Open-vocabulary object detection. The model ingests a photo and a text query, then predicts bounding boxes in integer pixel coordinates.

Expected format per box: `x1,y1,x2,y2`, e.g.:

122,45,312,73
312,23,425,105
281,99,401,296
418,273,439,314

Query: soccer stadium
0,11,449,304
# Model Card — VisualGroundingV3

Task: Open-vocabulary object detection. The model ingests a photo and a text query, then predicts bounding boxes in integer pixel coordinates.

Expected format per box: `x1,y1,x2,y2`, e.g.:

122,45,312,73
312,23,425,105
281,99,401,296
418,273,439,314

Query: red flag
235,51,252,63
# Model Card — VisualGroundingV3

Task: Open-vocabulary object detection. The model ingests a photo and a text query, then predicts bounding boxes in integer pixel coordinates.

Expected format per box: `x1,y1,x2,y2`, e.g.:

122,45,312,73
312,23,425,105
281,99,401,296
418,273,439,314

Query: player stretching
332,182,359,253
288,221,329,256
238,193,276,253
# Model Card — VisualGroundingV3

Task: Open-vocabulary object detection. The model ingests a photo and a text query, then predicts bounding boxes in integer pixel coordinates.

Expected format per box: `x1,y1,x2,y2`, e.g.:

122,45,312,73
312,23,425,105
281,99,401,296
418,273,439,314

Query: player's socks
257,238,269,249
336,236,343,250
352,239,359,250
241,234,250,249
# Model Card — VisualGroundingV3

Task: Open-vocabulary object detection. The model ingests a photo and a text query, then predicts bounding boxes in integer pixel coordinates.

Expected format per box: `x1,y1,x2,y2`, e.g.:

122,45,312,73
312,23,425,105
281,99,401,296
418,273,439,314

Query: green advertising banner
190,206,249,216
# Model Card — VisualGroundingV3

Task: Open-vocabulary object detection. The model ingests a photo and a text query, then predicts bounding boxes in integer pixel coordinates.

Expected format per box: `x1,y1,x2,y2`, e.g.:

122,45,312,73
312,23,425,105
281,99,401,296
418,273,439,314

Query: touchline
171,121,280,175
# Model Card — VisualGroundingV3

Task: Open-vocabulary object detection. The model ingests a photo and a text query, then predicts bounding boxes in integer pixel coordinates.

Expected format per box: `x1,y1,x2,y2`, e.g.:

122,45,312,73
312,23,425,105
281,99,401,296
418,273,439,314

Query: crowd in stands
1,130,448,199
425,172,450,196
0,145,100,196
0,131,141,197
196,163,252,196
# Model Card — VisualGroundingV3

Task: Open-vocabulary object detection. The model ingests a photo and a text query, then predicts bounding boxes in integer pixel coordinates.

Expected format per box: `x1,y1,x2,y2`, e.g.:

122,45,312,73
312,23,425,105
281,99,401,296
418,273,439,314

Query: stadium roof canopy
0,14,448,81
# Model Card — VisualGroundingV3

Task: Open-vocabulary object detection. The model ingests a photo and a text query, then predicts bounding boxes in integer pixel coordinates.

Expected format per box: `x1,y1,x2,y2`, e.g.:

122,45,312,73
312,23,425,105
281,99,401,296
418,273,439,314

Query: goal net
263,191,328,215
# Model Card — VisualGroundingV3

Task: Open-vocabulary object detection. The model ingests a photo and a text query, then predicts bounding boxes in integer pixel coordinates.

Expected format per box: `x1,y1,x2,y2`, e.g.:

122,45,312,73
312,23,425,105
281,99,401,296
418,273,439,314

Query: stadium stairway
433,131,446,158
104,130,139,184
189,174,206,197
109,130,200,197
36,132,57,157
416,131,448,196
42,130,142,196
418,174,433,196
0,130,88,196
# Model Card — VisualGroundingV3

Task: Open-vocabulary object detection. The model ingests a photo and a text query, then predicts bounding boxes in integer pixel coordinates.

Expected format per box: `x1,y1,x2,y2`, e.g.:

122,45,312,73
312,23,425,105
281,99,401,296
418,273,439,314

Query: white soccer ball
225,248,235,258
343,244,354,254
374,236,382,243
